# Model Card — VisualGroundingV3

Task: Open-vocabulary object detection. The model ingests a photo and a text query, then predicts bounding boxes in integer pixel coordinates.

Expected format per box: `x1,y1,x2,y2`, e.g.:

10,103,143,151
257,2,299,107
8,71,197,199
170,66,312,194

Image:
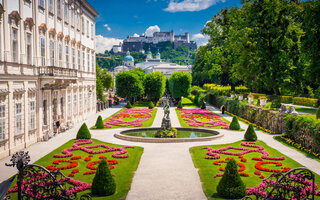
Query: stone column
23,81,28,147
37,85,43,141
7,81,14,154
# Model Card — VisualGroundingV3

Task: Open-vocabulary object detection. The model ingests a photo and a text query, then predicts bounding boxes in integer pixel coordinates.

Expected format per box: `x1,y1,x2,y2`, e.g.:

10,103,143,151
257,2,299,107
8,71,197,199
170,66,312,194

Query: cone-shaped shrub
201,101,206,109
125,101,132,108
95,115,104,129
317,107,320,119
244,124,257,141
229,116,240,130
216,158,246,199
91,159,116,196
148,101,155,109
76,123,91,139
177,101,183,109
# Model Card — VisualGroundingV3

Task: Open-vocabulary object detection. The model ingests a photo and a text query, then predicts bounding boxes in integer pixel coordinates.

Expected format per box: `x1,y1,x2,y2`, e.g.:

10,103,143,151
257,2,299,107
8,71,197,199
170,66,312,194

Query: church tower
156,49,161,60
147,48,152,60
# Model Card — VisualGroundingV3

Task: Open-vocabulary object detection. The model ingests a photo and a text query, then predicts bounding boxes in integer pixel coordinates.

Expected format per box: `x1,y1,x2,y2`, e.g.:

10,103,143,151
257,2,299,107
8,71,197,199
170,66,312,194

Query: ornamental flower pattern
178,108,229,129
104,108,154,128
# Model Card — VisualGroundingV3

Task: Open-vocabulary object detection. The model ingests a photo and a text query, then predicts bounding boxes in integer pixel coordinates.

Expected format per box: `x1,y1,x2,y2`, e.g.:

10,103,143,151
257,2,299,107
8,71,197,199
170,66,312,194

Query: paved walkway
1,104,320,200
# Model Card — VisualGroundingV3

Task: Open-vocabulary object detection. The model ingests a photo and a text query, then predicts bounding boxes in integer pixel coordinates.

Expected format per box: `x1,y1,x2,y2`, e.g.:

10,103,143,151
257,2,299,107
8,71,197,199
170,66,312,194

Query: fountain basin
114,127,224,143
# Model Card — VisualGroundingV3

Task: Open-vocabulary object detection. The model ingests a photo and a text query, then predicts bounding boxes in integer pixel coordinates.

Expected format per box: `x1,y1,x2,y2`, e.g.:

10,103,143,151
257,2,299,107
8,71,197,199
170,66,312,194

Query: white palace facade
0,0,98,159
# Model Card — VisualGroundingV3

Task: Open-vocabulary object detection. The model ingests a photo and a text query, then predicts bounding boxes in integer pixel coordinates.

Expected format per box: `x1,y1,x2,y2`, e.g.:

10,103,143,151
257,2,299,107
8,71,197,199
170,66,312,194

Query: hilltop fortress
112,30,197,53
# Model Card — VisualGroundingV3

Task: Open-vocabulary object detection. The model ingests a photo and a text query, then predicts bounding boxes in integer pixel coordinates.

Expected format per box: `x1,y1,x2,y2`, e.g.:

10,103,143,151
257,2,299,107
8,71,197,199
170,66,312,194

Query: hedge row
203,84,249,96
292,97,318,107
284,114,320,153
206,94,285,133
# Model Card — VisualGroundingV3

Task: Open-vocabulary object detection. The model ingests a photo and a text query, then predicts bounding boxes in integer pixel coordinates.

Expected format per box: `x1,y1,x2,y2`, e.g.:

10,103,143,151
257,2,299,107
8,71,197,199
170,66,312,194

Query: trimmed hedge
177,101,183,109
281,96,293,104
293,97,318,107
317,107,320,119
201,101,206,109
125,101,133,108
91,159,116,196
95,115,104,129
76,123,91,139
148,101,155,109
244,124,257,141
216,158,246,199
229,116,240,130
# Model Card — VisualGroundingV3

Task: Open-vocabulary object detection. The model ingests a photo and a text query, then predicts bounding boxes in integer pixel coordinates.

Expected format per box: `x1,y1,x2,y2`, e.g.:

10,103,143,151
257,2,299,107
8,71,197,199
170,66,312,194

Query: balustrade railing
39,66,78,77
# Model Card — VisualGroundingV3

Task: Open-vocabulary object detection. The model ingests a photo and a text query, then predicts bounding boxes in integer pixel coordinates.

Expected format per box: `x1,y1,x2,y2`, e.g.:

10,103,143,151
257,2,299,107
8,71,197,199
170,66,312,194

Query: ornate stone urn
260,98,267,107
230,94,235,100
248,96,253,105
238,94,243,102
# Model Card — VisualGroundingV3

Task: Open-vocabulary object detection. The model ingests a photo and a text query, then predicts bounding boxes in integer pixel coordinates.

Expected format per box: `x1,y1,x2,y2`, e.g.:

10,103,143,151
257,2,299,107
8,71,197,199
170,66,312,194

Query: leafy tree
96,63,105,102
143,72,166,101
91,159,116,196
95,115,104,129
168,71,192,101
76,123,91,139
100,69,114,90
216,158,246,199
316,107,320,119
116,71,144,102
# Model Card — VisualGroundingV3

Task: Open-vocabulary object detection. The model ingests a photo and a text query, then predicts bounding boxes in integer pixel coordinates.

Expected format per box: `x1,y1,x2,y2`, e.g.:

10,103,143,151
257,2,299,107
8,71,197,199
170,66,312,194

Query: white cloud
145,25,160,37
103,24,111,31
133,33,140,37
191,33,209,47
164,0,226,12
95,35,123,53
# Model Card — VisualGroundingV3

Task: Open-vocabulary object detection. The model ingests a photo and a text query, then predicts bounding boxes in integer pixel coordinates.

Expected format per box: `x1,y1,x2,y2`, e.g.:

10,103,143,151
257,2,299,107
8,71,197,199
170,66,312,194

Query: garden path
206,105,320,175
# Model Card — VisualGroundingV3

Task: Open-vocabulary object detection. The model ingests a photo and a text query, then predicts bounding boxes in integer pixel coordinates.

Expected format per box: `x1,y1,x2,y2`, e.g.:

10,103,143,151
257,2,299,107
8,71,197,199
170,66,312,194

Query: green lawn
175,108,231,129
181,97,197,107
91,108,157,129
133,100,158,107
294,107,317,114
190,140,320,200
7,138,143,200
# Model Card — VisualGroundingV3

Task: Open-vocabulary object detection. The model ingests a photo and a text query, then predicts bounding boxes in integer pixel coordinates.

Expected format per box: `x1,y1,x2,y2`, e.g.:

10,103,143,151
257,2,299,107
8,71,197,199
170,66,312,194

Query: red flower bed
213,160,245,172
83,170,95,175
254,170,261,175
70,156,81,160
84,157,91,161
255,161,291,173
46,160,78,171
72,169,79,174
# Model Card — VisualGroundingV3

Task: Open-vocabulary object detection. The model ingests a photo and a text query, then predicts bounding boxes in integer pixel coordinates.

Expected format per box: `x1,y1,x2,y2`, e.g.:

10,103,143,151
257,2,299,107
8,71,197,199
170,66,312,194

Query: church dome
124,51,134,62
147,48,152,55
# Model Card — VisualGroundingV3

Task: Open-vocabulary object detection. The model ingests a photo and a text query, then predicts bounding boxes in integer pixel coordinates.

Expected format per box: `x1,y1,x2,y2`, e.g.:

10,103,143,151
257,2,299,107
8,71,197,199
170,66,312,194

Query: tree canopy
143,72,166,100
168,71,192,99
115,71,144,100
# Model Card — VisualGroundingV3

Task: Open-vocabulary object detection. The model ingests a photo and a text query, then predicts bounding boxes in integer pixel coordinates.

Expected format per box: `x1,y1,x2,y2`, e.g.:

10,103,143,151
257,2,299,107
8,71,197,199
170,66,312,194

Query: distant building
112,30,197,53
113,51,135,74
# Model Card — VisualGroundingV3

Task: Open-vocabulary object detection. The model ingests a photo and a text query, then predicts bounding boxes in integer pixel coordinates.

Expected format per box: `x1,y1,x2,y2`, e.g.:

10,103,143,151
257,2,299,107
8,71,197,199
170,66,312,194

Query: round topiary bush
317,106,320,119
91,159,116,196
216,158,246,199
229,116,240,130
177,101,183,109
201,101,206,109
76,123,91,139
125,101,132,108
148,101,155,109
95,115,104,129
244,124,257,141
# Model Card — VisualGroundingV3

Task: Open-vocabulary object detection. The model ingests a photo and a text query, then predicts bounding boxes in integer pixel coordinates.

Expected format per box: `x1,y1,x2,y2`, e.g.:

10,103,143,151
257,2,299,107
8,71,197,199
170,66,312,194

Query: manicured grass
190,140,320,200
175,108,231,129
274,135,320,162
294,107,317,114
181,97,197,107
7,138,143,200
91,108,157,129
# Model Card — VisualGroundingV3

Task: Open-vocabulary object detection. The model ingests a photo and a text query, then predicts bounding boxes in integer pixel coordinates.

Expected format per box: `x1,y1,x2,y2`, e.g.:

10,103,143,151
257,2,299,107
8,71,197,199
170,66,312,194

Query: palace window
0,105,6,140
71,8,74,27
64,2,68,23
39,0,45,9
92,55,94,72
49,0,54,14
91,24,93,38
43,100,47,125
26,33,32,65
87,20,89,36
84,93,87,111
40,37,45,66
12,28,18,62
65,45,69,67
30,101,35,130
50,40,55,66
57,0,61,18
77,13,80,30
87,53,90,72
60,97,64,118
79,93,82,113
72,48,75,69
73,94,77,114
83,51,85,71
58,43,62,67
78,50,80,70
15,103,22,135
67,95,71,116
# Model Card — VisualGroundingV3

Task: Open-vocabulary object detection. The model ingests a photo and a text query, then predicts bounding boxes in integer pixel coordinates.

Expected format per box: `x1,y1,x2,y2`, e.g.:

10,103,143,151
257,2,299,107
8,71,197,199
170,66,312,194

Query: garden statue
163,99,170,119
288,106,298,115
279,104,288,114
156,99,176,138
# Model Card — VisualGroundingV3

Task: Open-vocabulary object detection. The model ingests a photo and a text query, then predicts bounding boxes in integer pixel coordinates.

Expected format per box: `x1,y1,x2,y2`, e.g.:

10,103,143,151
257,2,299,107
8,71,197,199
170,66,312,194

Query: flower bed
190,140,320,199
7,138,143,200
176,108,230,129
94,108,157,129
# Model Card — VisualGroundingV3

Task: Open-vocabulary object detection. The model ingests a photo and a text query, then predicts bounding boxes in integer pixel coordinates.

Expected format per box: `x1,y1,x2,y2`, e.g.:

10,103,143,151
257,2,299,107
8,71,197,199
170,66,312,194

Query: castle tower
170,30,174,42
185,32,190,43
147,48,152,60
156,49,161,60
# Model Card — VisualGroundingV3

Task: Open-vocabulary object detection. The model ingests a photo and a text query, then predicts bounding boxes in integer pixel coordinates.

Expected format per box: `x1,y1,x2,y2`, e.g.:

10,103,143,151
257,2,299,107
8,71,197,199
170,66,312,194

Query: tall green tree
168,71,192,100
116,71,144,102
100,69,114,90
96,63,105,101
143,72,166,101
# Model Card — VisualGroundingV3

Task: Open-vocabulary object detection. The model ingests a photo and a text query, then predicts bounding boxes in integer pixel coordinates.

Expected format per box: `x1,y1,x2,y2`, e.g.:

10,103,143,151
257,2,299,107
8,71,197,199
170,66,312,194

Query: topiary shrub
201,101,206,109
76,123,91,139
148,101,155,109
244,124,257,141
317,107,320,119
271,98,281,109
216,158,246,199
91,159,116,196
125,101,132,108
95,115,104,129
229,116,240,130
177,101,183,109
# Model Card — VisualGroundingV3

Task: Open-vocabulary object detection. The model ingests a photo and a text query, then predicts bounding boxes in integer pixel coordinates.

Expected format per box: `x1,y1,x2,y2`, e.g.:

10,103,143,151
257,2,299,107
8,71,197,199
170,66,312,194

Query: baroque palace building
0,0,98,159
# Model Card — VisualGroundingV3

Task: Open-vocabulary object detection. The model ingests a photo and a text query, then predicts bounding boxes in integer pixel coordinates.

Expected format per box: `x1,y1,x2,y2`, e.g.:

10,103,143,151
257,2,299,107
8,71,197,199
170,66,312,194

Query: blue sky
88,0,241,53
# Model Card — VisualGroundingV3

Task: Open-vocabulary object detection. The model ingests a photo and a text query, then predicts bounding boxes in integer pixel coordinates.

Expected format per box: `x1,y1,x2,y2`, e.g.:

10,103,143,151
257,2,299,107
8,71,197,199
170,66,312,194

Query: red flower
254,170,261,175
